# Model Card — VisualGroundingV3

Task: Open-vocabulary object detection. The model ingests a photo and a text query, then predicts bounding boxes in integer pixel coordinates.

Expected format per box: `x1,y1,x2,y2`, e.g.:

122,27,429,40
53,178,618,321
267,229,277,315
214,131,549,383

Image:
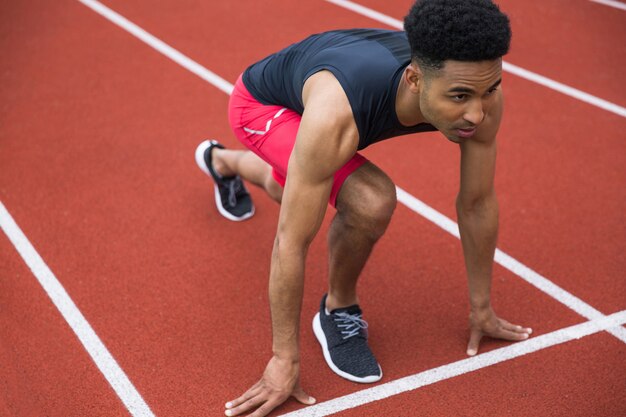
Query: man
195,0,533,415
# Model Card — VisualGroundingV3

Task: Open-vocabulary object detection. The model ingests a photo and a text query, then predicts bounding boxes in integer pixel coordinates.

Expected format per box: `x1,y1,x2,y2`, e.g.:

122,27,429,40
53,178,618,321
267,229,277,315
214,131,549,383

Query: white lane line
76,0,233,95
590,0,626,11
502,62,626,118
279,310,626,417
325,0,626,119
0,201,155,417
396,187,626,343
76,0,626,343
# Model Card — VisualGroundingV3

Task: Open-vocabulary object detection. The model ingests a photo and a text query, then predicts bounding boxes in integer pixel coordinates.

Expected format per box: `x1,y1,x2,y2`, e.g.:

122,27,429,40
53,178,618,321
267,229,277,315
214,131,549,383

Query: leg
212,148,283,203
325,162,397,311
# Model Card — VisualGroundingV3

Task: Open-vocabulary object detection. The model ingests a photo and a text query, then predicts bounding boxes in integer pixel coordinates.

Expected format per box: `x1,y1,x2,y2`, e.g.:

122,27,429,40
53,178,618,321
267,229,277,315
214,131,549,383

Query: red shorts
228,74,368,207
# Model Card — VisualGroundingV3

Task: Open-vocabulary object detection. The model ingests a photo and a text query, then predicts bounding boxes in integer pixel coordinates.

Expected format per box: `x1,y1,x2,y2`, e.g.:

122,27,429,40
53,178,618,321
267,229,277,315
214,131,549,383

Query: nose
463,100,485,126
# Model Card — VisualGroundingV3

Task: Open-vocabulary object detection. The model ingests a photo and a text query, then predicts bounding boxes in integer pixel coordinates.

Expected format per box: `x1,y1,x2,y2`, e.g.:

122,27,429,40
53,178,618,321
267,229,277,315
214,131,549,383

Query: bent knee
356,182,397,225
337,165,397,231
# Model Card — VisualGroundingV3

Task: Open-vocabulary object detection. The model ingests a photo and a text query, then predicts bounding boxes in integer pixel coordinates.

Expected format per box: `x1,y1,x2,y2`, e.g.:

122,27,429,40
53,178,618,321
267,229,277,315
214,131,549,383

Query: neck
395,66,426,127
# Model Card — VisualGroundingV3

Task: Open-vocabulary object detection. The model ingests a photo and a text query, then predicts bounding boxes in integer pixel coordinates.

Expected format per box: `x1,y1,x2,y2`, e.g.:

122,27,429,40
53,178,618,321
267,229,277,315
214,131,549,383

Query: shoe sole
312,312,382,384
195,140,254,222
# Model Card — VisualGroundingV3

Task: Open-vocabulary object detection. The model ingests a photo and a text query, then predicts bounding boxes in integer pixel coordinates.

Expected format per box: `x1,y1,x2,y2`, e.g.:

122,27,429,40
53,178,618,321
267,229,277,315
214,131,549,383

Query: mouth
456,127,477,139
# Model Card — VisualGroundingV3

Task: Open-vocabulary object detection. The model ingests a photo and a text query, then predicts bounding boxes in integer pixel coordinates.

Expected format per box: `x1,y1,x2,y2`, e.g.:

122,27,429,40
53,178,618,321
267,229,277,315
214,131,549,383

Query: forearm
267,179,332,362
268,237,307,362
456,194,499,310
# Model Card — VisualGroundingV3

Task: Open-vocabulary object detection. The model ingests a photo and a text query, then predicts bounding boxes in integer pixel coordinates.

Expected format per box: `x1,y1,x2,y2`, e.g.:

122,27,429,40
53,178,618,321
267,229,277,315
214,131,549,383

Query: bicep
276,74,358,246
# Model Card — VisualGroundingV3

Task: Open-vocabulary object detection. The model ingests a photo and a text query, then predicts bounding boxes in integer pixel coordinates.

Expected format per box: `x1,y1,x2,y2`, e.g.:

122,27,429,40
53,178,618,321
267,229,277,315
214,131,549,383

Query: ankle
326,292,359,312
211,148,233,177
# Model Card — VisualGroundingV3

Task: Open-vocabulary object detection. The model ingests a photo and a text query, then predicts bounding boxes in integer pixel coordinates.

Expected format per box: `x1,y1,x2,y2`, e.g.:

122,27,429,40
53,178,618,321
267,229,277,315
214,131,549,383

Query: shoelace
333,311,368,339
226,179,242,208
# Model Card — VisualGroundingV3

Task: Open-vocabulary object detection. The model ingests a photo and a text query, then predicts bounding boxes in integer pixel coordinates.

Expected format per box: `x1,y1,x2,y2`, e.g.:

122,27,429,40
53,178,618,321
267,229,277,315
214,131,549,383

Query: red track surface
1,1,625,416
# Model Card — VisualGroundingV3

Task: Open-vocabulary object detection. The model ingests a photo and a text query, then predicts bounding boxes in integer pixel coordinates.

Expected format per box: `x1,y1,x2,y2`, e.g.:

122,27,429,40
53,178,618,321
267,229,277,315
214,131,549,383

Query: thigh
228,75,299,183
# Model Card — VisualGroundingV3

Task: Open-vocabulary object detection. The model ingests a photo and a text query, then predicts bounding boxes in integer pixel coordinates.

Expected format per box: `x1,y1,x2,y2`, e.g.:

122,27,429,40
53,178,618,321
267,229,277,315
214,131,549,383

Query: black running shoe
312,294,382,383
195,140,254,221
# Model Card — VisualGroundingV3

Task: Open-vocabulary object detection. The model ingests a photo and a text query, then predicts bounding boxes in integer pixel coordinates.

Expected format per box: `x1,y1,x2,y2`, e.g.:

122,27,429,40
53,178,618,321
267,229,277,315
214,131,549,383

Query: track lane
1,0,624,415
0,6,582,412
330,331,626,417
499,0,626,107
0,231,129,417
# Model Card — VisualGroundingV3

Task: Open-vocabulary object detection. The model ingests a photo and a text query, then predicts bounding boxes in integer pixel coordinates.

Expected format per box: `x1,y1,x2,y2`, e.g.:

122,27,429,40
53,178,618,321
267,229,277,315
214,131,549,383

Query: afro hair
404,0,511,70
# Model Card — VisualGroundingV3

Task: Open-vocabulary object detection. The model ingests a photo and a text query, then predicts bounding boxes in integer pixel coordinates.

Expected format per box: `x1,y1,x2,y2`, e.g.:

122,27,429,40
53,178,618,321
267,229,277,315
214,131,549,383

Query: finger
507,324,533,335
224,393,265,417
500,320,533,334
490,327,530,341
248,397,284,417
466,328,483,356
225,383,262,410
291,386,316,405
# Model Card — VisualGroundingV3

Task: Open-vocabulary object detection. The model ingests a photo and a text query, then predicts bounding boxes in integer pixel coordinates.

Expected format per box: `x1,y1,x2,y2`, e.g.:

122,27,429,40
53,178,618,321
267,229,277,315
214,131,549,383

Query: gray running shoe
312,294,382,383
195,140,254,221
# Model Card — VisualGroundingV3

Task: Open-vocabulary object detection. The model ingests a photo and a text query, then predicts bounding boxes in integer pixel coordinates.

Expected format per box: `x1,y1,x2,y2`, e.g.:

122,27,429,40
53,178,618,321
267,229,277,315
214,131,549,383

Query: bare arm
456,131,499,311
226,71,359,417
456,92,532,356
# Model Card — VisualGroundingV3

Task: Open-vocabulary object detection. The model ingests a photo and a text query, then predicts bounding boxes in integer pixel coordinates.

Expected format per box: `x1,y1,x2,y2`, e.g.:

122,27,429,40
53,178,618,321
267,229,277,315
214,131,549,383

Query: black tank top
242,29,437,150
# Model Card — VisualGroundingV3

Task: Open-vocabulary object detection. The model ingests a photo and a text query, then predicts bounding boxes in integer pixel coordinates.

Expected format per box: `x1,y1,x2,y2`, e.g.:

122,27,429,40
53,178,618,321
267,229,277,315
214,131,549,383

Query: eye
450,94,467,102
485,86,499,96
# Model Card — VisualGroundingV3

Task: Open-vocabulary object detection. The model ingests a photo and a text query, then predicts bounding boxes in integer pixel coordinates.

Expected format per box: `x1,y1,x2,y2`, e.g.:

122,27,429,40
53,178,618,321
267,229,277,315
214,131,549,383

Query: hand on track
225,356,315,417
466,306,532,356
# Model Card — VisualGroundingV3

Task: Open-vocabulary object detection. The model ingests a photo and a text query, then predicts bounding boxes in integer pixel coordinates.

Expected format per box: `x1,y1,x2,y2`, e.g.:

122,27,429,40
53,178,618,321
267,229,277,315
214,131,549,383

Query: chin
444,134,463,144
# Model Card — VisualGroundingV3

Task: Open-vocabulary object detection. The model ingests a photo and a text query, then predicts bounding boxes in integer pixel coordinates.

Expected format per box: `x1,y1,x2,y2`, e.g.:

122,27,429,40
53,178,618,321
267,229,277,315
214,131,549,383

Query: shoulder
294,71,359,165
302,71,356,132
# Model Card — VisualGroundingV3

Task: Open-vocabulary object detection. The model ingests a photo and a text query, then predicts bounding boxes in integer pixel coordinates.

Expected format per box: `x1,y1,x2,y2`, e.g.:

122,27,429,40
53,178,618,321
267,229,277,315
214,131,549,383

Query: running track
1,1,625,416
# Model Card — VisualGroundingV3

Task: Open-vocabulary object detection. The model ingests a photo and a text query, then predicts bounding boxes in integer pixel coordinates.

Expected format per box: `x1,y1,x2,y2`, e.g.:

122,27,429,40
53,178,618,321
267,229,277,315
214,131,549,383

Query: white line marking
77,0,233,95
590,0,626,11
396,187,626,343
326,0,404,28
325,0,626,119
279,310,626,416
0,201,155,417
502,62,626,118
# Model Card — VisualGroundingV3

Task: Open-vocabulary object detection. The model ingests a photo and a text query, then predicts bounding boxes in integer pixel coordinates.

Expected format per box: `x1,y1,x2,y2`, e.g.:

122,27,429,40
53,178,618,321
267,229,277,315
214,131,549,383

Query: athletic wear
312,294,382,383
195,140,254,221
229,29,438,206
243,29,437,150
228,75,368,207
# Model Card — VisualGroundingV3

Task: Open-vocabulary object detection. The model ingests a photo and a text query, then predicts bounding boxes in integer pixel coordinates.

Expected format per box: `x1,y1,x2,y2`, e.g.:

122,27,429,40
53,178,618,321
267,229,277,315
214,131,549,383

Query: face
417,59,503,143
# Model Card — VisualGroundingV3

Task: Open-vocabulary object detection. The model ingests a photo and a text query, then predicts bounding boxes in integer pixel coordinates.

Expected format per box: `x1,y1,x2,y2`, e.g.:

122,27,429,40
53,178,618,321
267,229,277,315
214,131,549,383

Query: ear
404,62,424,93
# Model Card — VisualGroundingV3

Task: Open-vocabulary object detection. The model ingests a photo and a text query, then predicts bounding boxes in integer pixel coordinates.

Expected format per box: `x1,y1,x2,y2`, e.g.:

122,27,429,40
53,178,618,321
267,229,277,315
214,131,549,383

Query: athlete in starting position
195,0,533,415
